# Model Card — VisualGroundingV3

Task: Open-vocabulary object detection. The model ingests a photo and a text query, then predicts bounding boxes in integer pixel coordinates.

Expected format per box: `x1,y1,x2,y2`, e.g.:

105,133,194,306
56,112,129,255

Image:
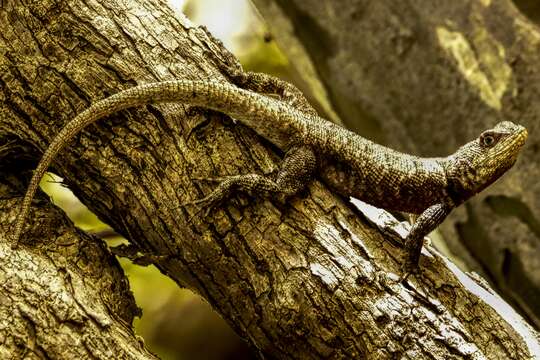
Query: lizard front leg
401,203,452,281
183,145,317,219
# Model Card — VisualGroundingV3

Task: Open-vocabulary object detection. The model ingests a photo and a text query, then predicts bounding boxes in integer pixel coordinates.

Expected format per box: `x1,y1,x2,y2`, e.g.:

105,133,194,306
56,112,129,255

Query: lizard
10,74,528,279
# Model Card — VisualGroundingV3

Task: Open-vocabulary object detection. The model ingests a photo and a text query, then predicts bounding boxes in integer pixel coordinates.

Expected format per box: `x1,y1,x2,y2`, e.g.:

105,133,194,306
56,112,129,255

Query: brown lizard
11,75,528,279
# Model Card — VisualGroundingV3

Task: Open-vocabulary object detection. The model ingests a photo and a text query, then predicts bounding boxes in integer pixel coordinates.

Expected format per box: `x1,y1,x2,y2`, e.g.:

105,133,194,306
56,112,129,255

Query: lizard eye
480,132,498,147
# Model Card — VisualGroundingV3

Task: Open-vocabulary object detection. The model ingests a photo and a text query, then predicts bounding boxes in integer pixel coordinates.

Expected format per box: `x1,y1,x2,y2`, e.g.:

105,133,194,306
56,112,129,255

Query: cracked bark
0,0,538,359
251,0,540,330
0,150,153,358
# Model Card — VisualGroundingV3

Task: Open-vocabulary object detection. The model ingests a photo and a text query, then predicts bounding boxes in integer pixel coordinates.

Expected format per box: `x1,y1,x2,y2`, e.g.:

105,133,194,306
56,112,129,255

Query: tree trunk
251,0,540,329
0,0,538,358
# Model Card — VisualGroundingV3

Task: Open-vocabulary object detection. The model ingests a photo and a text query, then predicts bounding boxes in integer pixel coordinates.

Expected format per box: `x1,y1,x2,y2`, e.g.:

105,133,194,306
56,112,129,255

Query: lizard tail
12,80,301,246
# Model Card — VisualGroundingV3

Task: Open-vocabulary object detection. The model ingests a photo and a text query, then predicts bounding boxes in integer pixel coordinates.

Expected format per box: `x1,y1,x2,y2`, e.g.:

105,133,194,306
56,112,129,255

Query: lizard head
446,121,527,202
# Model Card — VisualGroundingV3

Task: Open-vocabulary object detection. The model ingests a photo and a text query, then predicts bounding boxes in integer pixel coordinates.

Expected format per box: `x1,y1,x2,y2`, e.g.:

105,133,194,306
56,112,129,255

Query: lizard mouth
510,125,528,160
500,122,528,148
517,126,528,146
501,123,528,160
509,125,528,161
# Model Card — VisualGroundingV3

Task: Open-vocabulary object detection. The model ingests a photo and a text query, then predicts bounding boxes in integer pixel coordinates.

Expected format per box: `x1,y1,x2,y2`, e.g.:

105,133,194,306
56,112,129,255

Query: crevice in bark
513,0,540,24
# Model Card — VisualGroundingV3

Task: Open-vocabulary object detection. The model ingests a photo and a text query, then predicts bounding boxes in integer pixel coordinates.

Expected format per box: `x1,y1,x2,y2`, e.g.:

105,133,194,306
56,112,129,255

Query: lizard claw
398,270,412,283
180,194,219,223
179,174,236,222
398,259,418,283
397,259,432,300
11,239,21,250
182,205,205,224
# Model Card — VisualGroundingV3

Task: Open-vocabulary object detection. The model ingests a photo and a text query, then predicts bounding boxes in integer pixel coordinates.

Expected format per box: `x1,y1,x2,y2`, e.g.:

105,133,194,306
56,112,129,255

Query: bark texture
251,0,540,329
0,0,538,358
0,157,153,357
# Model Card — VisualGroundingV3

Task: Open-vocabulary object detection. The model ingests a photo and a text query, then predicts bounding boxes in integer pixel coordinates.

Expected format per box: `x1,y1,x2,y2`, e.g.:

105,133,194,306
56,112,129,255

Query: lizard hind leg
212,60,319,117
182,145,317,221
232,71,319,117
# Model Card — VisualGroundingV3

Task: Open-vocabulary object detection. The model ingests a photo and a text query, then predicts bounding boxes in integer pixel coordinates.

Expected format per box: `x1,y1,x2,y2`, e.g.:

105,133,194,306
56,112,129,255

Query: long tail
12,80,304,246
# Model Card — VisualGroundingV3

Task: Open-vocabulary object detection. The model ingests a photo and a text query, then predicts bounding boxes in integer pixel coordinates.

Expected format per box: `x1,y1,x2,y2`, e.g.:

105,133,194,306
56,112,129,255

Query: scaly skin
11,78,528,278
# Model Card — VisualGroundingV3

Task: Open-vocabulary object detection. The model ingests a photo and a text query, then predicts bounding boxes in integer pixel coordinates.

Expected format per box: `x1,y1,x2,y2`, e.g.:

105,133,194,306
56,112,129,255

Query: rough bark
251,0,540,329
0,0,538,359
0,155,154,357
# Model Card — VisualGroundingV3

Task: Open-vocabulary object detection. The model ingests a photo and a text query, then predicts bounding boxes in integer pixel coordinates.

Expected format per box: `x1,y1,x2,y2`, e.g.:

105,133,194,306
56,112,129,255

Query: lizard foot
11,238,21,250
180,176,239,222
181,195,221,223
398,259,419,283
180,145,317,223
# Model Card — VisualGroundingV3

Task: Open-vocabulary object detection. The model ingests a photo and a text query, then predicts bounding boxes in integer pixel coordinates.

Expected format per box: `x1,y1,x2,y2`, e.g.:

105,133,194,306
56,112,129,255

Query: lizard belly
319,158,447,214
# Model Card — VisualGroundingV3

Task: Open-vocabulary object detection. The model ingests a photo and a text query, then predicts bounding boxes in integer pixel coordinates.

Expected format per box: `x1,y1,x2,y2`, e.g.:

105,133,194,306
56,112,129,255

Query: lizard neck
441,156,481,207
